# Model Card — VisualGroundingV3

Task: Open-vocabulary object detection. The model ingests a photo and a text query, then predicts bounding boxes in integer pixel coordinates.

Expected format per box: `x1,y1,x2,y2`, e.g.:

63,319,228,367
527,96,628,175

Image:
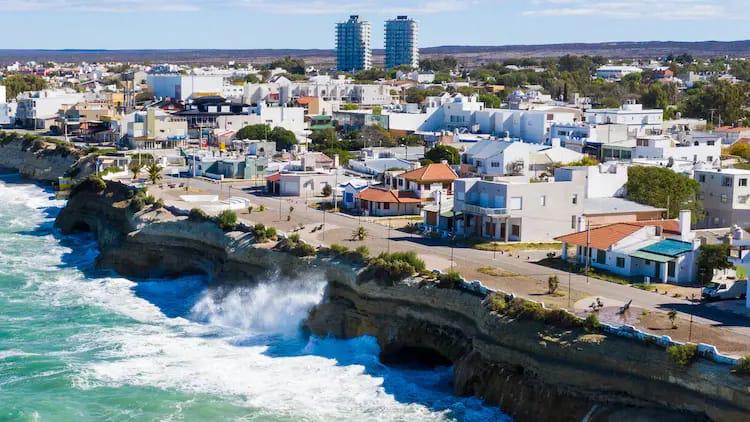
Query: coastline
53,177,750,421
2,137,749,421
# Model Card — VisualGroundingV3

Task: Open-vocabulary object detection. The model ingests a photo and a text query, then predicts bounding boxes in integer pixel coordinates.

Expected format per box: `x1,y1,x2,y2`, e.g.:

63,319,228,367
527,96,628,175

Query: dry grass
477,266,519,277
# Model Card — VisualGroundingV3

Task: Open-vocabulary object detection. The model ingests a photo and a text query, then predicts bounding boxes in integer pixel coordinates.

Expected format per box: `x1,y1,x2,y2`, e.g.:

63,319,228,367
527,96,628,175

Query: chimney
333,154,340,169
679,210,691,240
551,138,561,148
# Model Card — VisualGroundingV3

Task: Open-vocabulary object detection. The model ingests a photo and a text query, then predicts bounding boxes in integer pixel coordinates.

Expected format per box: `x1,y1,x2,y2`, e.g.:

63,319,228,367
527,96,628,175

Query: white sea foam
0,178,508,422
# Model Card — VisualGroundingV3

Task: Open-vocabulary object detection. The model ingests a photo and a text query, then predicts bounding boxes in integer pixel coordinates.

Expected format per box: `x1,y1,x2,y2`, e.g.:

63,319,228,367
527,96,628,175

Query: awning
440,210,463,218
629,250,673,263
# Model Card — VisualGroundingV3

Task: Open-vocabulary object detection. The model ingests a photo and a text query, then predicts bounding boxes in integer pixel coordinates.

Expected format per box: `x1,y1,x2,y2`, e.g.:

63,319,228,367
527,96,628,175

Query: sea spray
191,273,326,336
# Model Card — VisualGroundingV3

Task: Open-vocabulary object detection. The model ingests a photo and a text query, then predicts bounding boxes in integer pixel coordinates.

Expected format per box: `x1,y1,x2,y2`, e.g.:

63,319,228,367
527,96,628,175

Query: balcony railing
462,203,508,217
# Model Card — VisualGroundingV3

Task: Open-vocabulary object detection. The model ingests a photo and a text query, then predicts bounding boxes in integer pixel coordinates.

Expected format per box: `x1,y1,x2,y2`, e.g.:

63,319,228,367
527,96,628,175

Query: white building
215,104,306,136
585,102,663,138
633,134,721,165
595,65,643,80
15,89,85,130
147,74,226,101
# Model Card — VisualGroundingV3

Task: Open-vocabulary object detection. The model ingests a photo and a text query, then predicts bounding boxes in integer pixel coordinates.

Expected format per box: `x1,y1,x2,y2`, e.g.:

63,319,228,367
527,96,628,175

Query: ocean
0,175,510,421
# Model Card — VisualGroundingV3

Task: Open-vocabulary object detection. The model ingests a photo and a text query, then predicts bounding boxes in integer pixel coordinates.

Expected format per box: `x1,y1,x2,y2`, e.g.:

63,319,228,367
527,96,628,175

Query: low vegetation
473,242,561,252
735,355,750,375
215,210,238,232
364,251,426,284
667,343,698,366
251,223,277,243
188,208,210,222
437,270,463,289
277,233,317,257
324,243,370,264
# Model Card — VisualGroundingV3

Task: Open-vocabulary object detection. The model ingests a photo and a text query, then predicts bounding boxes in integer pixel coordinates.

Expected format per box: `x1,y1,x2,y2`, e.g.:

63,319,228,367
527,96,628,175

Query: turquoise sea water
0,176,510,421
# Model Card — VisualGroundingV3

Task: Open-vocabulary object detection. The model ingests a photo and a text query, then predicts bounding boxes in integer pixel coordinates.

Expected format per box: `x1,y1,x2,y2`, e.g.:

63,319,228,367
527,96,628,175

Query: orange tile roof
400,163,457,183
632,219,681,235
266,172,281,182
716,126,750,133
357,187,422,204
555,223,643,250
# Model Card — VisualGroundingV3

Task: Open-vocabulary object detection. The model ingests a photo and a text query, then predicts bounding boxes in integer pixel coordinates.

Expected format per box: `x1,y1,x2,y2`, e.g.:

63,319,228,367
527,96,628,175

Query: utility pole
387,220,392,253
585,221,591,284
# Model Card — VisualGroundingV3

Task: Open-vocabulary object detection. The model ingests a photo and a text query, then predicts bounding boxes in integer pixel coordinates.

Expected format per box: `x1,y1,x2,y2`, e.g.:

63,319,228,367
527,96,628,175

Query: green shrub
277,233,317,257
215,210,238,231
188,208,210,222
89,175,107,191
154,198,165,209
505,298,547,321
584,313,601,332
130,196,145,211
543,308,582,329
548,275,559,294
143,194,156,205
735,355,750,375
438,270,463,289
487,293,508,313
288,233,301,243
265,226,277,241
252,223,268,242
329,243,350,255
354,246,370,260
365,251,426,284
667,344,698,366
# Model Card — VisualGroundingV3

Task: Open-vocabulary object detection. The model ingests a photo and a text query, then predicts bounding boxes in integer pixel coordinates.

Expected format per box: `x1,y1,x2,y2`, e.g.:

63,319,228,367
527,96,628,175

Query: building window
707,156,713,163
510,197,523,210
668,261,676,277
596,250,606,265
698,174,706,183
571,215,577,229
741,178,748,187
722,177,732,187
540,195,546,206
383,202,390,210
616,257,625,268
491,162,500,168
721,194,728,203
572,194,578,205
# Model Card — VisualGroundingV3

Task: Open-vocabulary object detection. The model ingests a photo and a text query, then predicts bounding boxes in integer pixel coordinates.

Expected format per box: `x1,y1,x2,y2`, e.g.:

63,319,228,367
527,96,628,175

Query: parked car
702,279,748,301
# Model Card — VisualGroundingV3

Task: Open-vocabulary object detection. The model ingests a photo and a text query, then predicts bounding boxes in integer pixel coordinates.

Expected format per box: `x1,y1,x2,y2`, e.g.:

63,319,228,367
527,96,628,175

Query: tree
680,80,749,125
626,166,703,220
236,124,270,141
146,162,162,185
565,156,600,167
478,93,501,108
696,244,733,284
321,184,332,198
425,145,460,165
216,210,238,231
245,73,260,83
129,161,144,180
358,125,394,147
352,226,368,241
728,142,750,161
2,74,47,99
268,57,305,75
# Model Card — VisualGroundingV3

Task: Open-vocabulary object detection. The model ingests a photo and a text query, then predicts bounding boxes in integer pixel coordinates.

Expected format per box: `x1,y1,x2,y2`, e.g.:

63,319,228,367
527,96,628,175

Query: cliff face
307,268,750,421
0,134,94,182
56,181,750,422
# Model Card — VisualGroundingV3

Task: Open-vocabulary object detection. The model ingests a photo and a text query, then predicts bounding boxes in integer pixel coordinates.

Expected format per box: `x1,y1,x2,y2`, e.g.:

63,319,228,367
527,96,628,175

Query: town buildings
336,15,372,72
556,211,699,284
694,168,750,229
385,16,419,69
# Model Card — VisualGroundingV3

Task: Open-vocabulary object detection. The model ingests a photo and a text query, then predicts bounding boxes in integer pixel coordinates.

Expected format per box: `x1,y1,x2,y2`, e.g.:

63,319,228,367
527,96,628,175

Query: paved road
154,176,750,340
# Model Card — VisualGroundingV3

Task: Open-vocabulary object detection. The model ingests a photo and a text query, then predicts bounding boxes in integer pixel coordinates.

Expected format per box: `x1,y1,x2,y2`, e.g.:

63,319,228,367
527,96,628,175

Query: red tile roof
632,219,681,235
716,126,750,133
555,223,644,250
357,187,422,204
266,173,281,182
400,163,457,183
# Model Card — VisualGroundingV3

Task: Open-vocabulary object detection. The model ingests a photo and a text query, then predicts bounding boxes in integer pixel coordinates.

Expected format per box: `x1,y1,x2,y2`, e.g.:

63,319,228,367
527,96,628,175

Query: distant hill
1,40,749,66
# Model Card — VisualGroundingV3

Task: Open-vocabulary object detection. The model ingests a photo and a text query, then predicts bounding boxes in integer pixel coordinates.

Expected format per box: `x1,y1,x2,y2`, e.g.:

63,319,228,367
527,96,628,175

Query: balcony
462,203,508,217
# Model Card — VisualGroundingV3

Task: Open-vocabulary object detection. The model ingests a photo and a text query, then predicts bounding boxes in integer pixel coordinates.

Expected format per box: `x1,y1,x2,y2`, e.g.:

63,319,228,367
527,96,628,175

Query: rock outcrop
0,133,94,182
56,180,750,422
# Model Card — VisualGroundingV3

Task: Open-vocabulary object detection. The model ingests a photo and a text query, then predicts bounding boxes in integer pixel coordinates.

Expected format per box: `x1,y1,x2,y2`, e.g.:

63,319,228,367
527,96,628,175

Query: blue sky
0,0,746,49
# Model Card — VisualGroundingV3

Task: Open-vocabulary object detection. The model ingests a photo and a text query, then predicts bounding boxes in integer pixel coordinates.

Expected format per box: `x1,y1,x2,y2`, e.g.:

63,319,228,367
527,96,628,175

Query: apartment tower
385,16,419,69
336,15,372,72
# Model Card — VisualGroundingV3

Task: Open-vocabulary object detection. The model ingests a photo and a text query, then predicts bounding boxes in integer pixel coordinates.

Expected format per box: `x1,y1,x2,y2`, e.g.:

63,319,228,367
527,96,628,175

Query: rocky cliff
56,180,750,422
0,132,94,182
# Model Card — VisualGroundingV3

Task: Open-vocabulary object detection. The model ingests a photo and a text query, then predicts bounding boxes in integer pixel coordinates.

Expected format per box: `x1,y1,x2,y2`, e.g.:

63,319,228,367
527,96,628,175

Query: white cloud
0,0,201,12
522,0,729,20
